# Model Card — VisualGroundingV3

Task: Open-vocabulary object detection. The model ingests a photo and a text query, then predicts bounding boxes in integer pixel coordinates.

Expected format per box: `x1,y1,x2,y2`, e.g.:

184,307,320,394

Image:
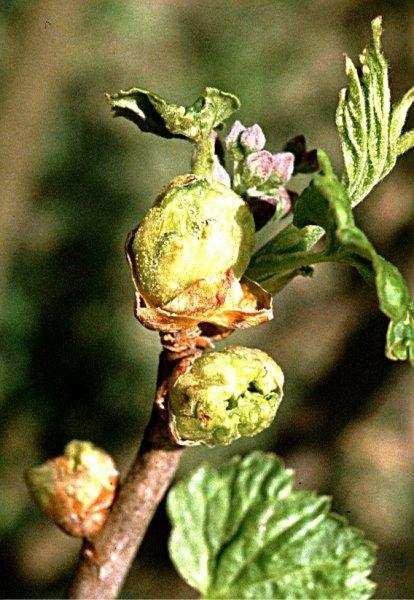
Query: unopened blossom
272,152,295,182
240,124,266,152
225,120,246,149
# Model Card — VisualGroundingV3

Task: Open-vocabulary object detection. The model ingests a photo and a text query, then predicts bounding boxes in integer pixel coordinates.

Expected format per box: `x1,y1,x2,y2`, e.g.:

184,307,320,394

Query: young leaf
106,86,240,141
247,150,413,362
336,17,414,205
292,151,414,363
167,452,376,599
245,224,323,292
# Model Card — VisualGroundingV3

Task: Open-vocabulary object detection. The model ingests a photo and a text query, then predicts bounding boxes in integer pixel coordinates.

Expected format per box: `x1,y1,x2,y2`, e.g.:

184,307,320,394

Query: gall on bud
25,440,119,538
168,346,284,446
126,175,273,344
131,175,254,307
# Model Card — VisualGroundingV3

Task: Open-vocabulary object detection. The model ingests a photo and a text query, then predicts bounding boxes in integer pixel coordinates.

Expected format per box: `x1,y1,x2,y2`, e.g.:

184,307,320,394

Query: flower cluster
225,121,295,229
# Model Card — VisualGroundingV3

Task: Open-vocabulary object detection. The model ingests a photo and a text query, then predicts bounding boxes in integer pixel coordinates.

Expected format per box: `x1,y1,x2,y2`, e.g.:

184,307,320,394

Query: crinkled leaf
336,16,414,205
293,151,414,363
167,452,376,599
248,17,413,301
107,86,240,141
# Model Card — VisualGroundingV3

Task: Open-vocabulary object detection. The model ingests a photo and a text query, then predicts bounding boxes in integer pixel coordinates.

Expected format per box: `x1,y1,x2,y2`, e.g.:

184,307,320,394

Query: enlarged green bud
131,175,255,306
26,440,118,538
169,346,284,446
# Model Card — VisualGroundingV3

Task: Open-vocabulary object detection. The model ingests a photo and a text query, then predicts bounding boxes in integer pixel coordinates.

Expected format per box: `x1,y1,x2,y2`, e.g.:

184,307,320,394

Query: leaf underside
107,86,240,141
167,452,376,599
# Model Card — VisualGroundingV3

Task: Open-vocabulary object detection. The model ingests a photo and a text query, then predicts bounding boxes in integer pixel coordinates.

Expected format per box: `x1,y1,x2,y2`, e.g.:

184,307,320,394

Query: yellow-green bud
25,440,118,538
169,346,284,446
131,175,255,307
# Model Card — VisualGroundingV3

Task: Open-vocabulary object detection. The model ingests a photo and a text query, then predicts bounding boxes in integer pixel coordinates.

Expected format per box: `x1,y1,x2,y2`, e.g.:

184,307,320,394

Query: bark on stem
68,350,186,599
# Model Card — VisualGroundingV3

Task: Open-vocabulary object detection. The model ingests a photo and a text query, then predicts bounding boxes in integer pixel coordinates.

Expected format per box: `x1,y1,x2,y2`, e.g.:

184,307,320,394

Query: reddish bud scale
26,441,119,539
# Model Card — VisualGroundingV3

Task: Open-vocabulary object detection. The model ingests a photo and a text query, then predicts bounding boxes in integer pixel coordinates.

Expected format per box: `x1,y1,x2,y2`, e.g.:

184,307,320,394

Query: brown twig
68,349,191,599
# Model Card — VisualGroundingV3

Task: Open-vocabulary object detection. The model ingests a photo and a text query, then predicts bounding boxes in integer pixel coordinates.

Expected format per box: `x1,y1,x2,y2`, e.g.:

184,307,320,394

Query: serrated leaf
336,17,414,205
167,452,376,599
389,87,414,153
107,86,240,141
292,151,414,363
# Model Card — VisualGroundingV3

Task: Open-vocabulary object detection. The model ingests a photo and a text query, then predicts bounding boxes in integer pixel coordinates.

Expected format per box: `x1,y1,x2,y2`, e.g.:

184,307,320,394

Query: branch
68,349,188,599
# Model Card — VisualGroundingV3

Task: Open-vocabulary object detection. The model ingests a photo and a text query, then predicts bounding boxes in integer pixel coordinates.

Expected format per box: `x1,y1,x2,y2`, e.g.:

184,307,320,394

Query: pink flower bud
213,156,231,187
225,120,245,149
240,124,266,152
244,150,274,183
272,152,295,182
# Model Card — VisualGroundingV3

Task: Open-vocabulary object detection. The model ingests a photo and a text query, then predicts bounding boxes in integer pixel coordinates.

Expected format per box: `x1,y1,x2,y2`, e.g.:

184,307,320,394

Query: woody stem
68,349,188,599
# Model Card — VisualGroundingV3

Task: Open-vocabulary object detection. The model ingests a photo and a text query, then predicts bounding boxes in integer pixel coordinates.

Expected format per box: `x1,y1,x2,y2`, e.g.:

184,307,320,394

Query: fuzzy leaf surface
167,452,376,599
336,16,414,205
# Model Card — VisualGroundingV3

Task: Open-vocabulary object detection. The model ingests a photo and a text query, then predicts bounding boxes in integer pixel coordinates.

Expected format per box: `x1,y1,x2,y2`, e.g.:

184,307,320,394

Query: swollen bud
169,346,284,446
131,175,255,307
26,440,119,538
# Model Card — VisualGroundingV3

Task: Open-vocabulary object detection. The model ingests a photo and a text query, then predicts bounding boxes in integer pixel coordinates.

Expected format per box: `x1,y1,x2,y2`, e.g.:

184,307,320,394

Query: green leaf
167,452,376,599
245,224,323,292
390,87,414,155
107,86,240,141
292,151,414,363
247,150,413,362
336,17,414,205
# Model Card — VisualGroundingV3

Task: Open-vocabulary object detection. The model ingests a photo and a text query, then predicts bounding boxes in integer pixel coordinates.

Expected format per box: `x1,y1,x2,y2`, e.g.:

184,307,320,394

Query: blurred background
0,1,413,598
